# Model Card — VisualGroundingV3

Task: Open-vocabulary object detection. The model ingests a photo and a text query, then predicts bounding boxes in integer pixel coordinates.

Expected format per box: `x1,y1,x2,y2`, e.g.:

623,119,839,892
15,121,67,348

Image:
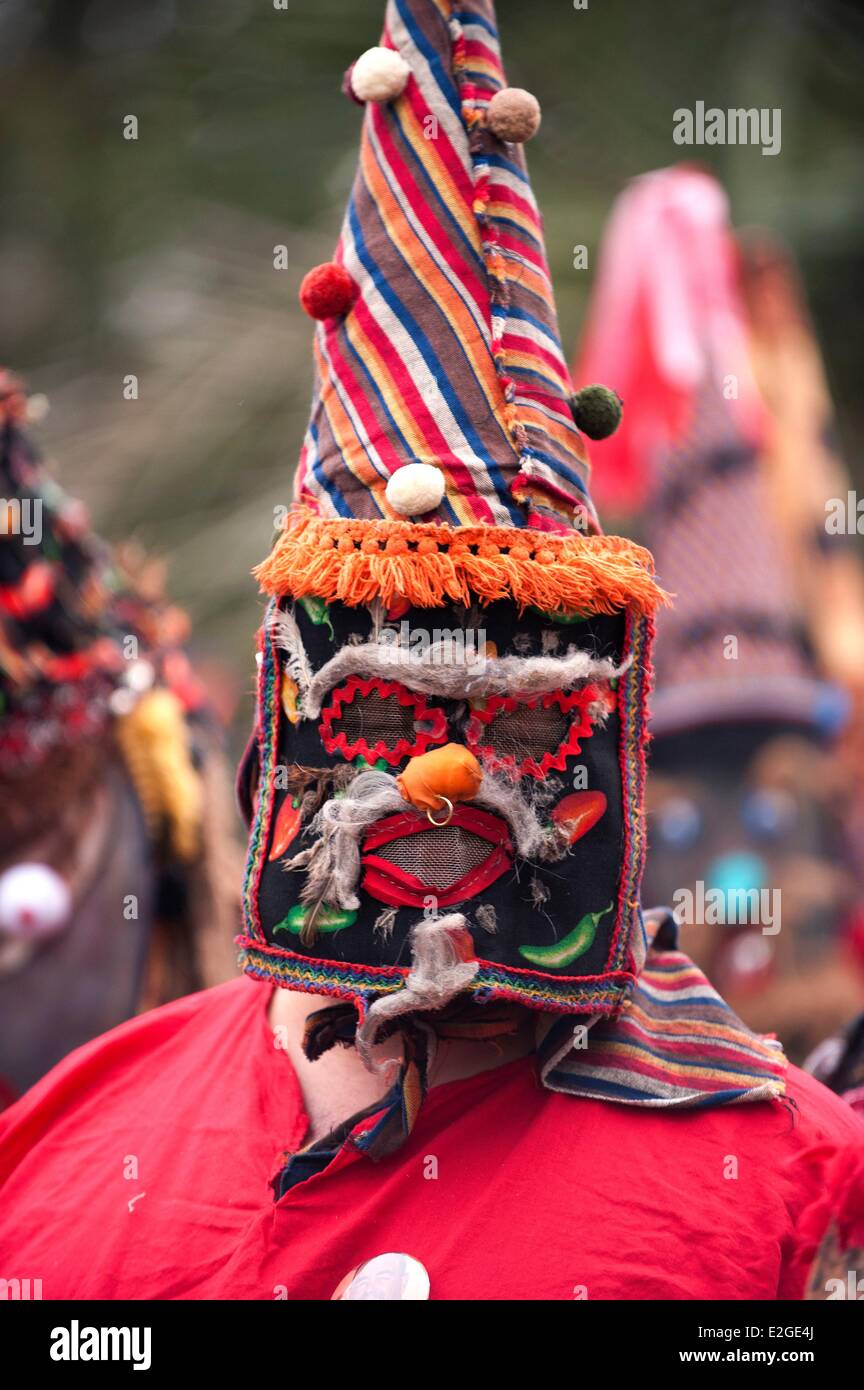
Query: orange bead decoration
397,743,483,814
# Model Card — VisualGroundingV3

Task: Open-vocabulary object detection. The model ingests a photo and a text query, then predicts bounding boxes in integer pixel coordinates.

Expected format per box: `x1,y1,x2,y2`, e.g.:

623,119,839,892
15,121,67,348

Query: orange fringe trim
255,512,669,617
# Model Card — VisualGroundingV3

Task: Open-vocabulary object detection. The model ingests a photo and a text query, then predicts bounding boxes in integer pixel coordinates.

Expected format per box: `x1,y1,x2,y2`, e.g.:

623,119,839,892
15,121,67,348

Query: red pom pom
299,263,356,320
341,63,364,106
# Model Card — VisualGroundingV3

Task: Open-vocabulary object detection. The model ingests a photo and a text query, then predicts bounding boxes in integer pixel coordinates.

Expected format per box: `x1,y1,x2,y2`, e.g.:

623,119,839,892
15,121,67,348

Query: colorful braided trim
607,609,655,976
238,938,633,1018
255,511,668,617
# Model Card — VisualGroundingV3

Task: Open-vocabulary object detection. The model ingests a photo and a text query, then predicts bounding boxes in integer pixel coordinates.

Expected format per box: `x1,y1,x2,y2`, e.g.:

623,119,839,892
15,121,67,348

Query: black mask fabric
239,596,653,1017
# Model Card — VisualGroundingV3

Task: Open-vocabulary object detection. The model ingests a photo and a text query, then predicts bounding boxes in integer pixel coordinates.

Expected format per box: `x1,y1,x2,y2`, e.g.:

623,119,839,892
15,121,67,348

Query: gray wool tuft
356,913,478,1069
475,903,498,933
301,641,632,720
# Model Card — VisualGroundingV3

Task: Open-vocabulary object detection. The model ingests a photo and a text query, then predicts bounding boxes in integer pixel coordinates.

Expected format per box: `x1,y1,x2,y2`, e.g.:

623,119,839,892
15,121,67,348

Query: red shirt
0,976,861,1300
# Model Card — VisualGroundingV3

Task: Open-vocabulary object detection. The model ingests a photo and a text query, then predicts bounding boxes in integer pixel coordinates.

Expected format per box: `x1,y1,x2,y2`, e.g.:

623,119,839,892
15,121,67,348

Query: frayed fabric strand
255,513,669,617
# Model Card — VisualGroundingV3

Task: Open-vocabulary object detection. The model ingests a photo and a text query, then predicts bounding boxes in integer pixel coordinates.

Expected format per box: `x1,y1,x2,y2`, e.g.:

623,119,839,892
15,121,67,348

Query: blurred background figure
806,1010,864,1119
801,1138,864,1298
738,231,864,884
0,372,241,1103
574,166,864,1062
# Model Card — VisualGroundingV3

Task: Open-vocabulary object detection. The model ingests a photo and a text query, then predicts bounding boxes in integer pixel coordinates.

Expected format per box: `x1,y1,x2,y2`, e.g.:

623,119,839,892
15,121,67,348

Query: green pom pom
570,384,623,440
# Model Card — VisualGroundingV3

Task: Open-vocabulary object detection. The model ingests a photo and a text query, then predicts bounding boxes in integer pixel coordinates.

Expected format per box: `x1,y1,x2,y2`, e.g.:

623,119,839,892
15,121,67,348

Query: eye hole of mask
465,687,597,780
319,677,448,766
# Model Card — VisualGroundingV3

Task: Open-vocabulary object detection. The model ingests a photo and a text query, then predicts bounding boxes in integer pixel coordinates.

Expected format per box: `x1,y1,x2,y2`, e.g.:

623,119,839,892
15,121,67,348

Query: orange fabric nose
396,743,483,813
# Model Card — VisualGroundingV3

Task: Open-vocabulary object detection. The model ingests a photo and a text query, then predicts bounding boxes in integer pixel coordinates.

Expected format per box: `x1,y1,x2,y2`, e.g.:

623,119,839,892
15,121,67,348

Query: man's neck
268,986,536,1143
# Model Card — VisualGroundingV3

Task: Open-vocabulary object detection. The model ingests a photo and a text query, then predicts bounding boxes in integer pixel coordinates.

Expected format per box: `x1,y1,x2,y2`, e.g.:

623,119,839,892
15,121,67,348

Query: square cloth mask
239,596,654,1018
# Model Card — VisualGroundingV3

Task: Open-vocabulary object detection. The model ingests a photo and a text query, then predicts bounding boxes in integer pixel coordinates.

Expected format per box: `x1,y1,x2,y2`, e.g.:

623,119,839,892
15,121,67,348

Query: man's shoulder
533,1055,864,1156
0,976,260,1178
783,1063,864,1145
16,974,254,1091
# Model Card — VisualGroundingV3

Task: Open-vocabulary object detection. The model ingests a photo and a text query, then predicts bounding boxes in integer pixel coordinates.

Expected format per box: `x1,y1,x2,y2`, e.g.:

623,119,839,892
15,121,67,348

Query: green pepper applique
273,904,357,936
529,606,591,625
518,903,613,969
299,595,335,639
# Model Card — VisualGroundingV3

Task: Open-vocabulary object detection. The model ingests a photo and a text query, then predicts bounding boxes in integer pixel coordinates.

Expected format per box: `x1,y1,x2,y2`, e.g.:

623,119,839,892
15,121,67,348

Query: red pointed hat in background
574,166,842,734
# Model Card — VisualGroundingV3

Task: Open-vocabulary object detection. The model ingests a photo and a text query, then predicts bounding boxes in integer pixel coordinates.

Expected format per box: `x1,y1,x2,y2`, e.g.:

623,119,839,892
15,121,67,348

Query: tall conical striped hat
256,0,663,621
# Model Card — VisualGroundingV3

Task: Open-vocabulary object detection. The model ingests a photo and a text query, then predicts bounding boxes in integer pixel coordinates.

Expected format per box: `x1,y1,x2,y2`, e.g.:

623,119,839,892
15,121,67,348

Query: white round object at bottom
333,1252,431,1301
0,863,72,939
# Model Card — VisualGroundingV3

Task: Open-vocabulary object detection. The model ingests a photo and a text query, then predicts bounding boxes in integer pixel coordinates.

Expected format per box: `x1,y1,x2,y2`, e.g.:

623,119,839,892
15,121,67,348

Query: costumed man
0,370,240,1104
0,3,861,1301
574,167,864,1064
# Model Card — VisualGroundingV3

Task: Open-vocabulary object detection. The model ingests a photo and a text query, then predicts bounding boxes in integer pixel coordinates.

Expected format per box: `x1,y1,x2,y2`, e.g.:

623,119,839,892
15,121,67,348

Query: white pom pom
386,463,446,516
351,47,410,103
0,863,71,939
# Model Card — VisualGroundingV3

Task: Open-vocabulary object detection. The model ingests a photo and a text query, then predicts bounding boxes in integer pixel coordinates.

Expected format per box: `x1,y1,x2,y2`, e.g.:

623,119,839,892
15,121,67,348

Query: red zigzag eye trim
319,675,448,766
466,685,600,780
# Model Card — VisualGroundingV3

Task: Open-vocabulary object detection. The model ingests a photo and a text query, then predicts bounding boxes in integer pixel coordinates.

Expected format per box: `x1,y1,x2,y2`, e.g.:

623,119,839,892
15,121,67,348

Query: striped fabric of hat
256,0,665,623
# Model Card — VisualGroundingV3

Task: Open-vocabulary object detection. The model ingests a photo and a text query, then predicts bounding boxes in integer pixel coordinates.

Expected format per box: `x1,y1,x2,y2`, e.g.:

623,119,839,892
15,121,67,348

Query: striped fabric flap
539,932,788,1108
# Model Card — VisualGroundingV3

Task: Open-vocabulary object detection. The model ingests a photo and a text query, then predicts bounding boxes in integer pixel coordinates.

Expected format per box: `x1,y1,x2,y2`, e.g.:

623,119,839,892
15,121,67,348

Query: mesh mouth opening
372,824,497,890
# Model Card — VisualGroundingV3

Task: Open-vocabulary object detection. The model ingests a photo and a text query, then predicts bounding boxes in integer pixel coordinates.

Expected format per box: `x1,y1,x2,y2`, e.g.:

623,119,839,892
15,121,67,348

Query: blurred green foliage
1,0,862,742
